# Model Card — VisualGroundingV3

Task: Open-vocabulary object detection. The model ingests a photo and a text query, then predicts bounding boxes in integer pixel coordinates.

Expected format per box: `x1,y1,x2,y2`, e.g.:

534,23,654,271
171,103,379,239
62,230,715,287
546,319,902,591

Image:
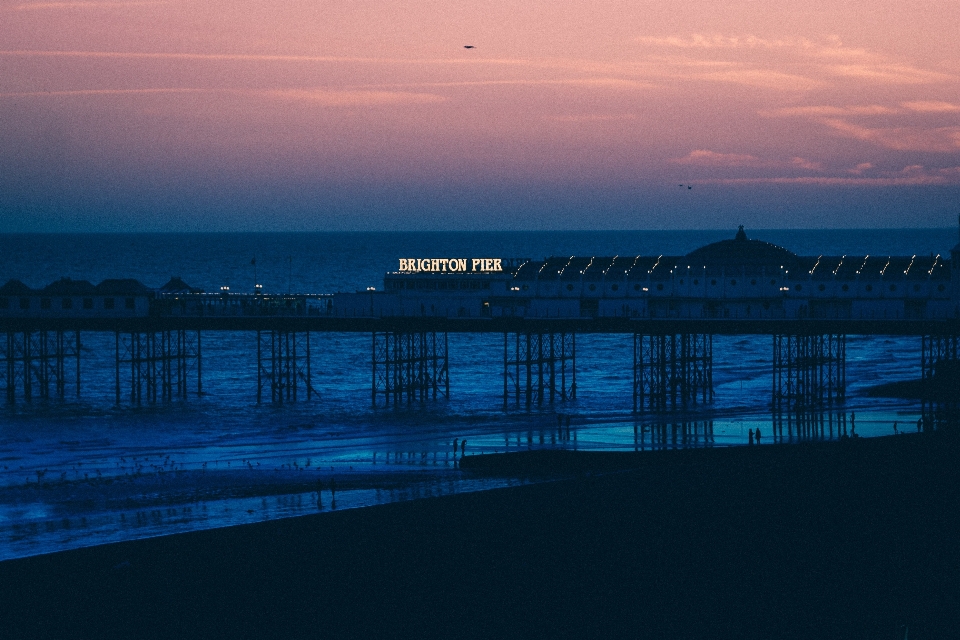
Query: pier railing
4,289,958,332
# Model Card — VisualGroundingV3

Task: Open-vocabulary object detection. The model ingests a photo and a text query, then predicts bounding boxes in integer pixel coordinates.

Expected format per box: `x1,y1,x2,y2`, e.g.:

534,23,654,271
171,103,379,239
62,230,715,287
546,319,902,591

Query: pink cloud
264,89,446,106
673,150,764,167
6,1,166,9
637,34,954,87
901,100,960,113
763,105,898,117
691,164,960,186
694,68,820,90
674,150,822,171
0,86,447,107
0,87,206,97
547,114,637,123
375,78,654,90
693,175,953,186
635,34,840,52
820,118,960,152
824,63,954,85
790,157,823,171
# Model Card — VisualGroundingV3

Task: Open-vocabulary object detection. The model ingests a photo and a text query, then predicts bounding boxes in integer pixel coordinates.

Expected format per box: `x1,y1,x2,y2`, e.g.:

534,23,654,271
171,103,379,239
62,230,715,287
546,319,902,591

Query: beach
2,431,958,639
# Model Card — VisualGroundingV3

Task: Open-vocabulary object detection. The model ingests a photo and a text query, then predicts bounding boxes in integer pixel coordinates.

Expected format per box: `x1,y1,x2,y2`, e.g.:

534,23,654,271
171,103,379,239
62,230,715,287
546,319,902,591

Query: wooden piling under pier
2,318,960,409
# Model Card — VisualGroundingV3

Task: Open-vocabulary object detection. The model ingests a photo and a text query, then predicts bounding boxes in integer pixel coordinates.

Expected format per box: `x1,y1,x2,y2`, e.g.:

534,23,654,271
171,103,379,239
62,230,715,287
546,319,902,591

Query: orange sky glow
1,0,959,230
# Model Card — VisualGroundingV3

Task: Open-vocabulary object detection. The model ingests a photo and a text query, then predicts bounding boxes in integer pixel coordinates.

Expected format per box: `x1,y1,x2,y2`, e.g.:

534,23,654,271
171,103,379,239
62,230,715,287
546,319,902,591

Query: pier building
2,227,958,417
357,226,954,321
0,277,151,318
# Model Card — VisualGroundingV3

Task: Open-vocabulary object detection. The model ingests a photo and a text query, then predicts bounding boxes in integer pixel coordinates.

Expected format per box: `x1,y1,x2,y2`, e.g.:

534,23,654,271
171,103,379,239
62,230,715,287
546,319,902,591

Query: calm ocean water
0,229,952,559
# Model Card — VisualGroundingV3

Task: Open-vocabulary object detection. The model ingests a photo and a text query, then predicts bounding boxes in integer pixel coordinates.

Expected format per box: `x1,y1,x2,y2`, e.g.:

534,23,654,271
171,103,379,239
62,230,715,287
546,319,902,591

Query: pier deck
2,316,958,336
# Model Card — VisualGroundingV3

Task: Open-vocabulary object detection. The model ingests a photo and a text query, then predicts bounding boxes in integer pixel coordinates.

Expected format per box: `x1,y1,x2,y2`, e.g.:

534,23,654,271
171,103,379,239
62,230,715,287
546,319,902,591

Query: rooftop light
602,256,618,275
904,255,916,276
809,255,822,275
832,256,845,276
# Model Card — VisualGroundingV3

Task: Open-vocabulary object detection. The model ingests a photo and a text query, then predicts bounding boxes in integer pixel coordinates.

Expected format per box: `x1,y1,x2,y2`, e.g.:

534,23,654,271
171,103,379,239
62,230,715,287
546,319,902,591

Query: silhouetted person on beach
917,417,923,433
453,438,459,456
330,477,336,499
461,440,466,456
748,429,754,445
755,428,761,444
893,421,898,434
851,412,855,429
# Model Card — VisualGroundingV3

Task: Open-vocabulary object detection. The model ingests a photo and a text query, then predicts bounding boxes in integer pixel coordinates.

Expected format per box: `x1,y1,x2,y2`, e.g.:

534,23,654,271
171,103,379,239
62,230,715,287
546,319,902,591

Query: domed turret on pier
682,226,798,274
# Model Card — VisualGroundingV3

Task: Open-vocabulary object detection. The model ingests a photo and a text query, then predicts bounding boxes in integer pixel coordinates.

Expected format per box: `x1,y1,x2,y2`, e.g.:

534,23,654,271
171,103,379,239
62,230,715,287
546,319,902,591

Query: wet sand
2,432,958,639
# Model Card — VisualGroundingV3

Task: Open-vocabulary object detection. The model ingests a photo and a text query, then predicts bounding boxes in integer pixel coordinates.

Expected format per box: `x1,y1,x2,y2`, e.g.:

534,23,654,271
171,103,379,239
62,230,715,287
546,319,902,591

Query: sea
0,228,953,560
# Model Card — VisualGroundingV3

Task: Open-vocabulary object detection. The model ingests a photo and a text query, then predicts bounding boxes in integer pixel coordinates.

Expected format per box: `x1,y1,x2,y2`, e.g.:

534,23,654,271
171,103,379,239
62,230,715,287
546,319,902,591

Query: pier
2,227,959,413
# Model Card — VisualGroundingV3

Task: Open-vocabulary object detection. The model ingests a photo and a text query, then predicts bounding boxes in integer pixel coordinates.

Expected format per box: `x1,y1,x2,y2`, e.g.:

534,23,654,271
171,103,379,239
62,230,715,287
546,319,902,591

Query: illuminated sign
399,258,503,273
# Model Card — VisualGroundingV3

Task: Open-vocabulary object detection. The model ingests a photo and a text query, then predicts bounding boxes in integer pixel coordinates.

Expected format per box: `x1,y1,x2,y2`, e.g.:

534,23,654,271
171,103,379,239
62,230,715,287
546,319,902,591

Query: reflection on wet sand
632,420,715,451
772,410,846,443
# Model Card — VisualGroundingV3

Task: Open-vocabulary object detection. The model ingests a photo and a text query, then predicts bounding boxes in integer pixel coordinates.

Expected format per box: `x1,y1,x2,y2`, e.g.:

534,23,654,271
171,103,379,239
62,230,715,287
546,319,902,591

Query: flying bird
463,45,475,49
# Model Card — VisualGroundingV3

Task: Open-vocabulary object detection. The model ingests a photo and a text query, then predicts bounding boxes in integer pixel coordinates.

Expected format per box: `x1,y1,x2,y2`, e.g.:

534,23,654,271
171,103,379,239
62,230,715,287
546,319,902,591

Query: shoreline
4,400,926,562
2,431,958,638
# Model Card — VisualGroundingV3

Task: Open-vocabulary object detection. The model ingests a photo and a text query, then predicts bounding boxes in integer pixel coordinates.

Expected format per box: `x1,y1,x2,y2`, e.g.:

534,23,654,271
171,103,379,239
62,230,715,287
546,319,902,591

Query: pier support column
256,330,316,403
116,330,201,403
502,332,576,408
772,334,845,411
921,334,959,385
920,334,960,431
372,331,449,407
1,330,80,402
2,332,12,402
633,333,713,412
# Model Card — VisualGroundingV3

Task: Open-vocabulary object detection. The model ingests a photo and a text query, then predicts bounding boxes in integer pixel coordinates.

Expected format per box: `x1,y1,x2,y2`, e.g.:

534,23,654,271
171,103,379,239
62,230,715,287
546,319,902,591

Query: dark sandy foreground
2,434,959,640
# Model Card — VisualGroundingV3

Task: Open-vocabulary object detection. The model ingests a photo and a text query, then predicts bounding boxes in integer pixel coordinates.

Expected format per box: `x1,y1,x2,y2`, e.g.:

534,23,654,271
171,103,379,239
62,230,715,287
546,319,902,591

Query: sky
1,0,959,231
